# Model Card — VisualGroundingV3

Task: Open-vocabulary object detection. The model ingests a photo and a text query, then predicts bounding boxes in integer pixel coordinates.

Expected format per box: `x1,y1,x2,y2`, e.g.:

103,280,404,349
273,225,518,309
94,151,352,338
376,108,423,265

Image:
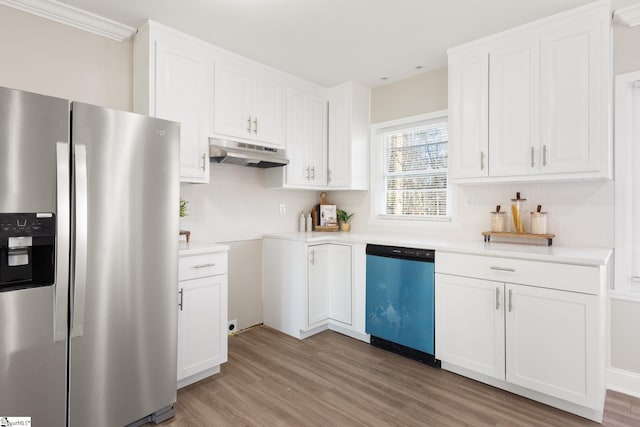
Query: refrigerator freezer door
0,87,69,426
68,102,180,427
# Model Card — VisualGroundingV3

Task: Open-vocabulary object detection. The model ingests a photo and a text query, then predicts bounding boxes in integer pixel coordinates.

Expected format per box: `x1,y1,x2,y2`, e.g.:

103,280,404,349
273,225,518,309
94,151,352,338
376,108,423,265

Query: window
372,111,449,220
614,71,640,295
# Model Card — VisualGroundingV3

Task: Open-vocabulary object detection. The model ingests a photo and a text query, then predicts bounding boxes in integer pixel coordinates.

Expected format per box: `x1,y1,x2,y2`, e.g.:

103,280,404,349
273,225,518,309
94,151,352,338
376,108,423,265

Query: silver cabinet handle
496,287,500,310
508,289,513,312
247,116,252,133
178,288,184,311
71,144,88,338
54,142,70,342
480,151,485,171
305,166,310,180
543,145,548,167
309,249,315,265
490,266,516,272
253,117,258,134
530,147,535,168
192,263,216,269
328,169,332,183
201,153,206,171
311,166,315,180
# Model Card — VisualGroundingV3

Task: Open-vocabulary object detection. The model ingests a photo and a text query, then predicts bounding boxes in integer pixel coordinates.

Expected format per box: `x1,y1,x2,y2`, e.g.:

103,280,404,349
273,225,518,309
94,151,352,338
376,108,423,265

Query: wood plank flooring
160,326,640,426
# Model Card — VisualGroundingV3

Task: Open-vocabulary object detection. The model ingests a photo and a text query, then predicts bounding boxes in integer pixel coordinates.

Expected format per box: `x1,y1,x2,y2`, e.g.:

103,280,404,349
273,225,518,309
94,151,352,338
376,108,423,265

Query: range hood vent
209,138,289,168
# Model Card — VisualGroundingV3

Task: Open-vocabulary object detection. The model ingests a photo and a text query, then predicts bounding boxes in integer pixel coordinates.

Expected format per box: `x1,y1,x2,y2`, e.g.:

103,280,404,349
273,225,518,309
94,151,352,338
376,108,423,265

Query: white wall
0,5,132,111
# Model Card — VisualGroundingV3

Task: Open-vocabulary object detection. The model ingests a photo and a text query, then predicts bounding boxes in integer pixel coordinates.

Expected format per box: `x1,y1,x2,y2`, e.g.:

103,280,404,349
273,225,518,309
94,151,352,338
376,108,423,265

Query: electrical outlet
279,204,286,216
228,319,238,334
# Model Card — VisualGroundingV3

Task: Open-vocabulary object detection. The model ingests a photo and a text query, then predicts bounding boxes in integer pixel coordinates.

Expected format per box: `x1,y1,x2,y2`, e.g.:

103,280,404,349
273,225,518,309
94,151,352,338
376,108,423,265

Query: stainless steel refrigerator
0,86,180,426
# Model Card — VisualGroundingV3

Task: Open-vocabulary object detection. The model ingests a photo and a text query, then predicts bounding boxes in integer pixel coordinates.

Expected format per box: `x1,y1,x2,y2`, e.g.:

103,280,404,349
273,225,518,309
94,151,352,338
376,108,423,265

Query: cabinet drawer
179,252,228,281
436,252,600,295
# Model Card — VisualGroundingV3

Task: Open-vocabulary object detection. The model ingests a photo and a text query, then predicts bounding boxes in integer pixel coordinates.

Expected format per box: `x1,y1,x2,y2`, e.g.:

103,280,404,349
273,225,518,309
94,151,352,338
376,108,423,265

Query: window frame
614,70,640,298
370,110,452,223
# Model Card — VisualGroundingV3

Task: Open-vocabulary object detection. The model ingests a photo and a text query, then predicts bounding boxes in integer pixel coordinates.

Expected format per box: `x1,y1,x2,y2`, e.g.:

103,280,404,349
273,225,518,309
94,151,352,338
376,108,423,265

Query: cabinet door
253,75,285,147
435,274,505,380
505,284,597,407
283,89,327,187
489,39,539,177
327,93,350,187
448,52,489,179
308,245,330,325
177,274,228,381
328,244,352,325
213,62,253,141
539,11,607,175
156,40,212,183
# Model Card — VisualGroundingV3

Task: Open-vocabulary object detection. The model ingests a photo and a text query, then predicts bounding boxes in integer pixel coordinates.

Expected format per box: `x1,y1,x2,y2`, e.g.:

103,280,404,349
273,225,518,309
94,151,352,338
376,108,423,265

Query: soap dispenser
299,211,305,232
306,212,312,232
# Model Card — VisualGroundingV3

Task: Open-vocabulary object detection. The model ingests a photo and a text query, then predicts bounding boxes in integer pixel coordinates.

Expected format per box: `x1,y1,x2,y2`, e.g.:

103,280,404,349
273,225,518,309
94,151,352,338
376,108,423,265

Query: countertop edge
262,232,612,267
179,242,230,256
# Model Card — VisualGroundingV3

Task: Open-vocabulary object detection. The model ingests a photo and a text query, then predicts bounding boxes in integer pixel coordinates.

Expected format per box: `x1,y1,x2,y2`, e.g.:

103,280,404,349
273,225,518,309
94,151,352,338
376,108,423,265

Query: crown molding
0,0,136,41
614,3,640,27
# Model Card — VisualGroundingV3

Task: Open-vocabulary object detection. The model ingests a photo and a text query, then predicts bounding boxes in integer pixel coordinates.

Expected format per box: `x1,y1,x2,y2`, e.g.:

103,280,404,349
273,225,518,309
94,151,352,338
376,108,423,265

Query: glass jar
490,211,506,232
510,192,527,234
530,211,548,234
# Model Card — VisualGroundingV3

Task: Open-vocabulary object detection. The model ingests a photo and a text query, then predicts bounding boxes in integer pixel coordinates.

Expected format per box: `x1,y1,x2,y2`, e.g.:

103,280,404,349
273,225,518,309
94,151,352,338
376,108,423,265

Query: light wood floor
161,326,640,426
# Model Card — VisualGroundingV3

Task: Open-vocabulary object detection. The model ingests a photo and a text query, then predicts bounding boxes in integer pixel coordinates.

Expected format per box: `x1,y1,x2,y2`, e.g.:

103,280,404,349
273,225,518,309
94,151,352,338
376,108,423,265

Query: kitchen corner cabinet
435,251,606,422
133,21,213,183
177,249,228,389
213,60,285,147
448,1,611,183
327,82,370,189
263,238,366,341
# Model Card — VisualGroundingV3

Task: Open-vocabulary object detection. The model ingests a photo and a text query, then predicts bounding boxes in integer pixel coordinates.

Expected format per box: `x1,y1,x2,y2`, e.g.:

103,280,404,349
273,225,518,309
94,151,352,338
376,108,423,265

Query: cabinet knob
247,116,252,133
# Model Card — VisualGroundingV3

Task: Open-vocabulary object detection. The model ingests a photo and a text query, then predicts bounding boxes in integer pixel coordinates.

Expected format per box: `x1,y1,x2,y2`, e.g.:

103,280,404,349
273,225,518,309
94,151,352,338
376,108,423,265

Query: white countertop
179,240,230,256
262,232,612,267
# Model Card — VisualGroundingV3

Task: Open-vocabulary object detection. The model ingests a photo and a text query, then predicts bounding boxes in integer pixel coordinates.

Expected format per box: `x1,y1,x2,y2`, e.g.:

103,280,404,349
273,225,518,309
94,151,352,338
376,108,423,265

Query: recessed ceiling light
416,65,423,70
380,76,388,80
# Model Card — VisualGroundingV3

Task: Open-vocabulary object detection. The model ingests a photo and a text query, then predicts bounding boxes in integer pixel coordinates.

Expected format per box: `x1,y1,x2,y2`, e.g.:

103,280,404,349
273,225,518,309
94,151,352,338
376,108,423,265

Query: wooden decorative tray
482,231,555,246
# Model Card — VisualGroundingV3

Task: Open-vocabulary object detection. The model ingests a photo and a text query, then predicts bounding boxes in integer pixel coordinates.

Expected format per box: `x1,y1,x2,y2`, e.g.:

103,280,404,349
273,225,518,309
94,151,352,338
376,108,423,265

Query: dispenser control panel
0,212,55,240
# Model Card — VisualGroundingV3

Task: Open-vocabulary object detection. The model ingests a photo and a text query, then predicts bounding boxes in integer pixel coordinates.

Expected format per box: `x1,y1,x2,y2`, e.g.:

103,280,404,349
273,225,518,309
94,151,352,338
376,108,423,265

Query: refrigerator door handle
54,142,70,342
71,144,88,338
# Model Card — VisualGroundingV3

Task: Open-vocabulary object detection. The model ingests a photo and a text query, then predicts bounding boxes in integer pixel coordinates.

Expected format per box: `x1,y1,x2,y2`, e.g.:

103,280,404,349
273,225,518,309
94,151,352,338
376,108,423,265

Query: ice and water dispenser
0,213,55,292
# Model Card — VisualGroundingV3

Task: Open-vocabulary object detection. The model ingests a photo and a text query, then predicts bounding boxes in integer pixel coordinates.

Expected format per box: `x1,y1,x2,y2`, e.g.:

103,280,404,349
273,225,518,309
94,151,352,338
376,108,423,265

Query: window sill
375,214,452,223
608,290,640,303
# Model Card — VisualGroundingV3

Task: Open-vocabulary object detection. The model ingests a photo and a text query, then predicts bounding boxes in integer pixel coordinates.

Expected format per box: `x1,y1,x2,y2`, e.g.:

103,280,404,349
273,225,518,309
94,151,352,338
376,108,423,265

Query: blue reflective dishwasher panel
365,254,435,355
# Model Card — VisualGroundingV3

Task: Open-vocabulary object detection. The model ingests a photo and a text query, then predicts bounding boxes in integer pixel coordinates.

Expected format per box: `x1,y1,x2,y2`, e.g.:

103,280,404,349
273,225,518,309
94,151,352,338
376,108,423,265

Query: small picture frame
319,204,337,226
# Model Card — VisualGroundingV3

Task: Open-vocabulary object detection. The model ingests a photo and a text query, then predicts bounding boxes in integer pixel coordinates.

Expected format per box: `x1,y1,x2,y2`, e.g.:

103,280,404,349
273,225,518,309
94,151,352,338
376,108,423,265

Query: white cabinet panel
134,23,213,183
328,244,352,325
489,39,539,176
505,284,597,407
177,274,228,382
540,10,608,175
435,274,505,380
213,60,284,147
448,52,489,179
308,245,330,325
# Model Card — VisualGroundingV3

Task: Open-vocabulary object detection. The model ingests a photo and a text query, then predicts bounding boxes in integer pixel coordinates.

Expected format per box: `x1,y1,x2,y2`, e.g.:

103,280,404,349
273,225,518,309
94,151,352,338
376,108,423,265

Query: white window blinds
631,82,640,289
381,122,448,217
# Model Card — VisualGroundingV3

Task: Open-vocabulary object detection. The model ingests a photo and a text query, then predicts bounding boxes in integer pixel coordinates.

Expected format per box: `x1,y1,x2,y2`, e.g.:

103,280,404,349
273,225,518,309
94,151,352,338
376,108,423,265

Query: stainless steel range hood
209,138,289,168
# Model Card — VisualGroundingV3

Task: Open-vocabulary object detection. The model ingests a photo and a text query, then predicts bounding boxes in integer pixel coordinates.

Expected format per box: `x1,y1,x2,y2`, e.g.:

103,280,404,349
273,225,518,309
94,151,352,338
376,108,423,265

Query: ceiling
52,0,630,87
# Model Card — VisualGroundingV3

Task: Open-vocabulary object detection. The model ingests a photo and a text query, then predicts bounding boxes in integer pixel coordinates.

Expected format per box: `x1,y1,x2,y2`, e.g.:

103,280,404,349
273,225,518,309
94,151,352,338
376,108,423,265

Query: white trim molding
608,367,640,399
614,3,640,27
0,0,135,41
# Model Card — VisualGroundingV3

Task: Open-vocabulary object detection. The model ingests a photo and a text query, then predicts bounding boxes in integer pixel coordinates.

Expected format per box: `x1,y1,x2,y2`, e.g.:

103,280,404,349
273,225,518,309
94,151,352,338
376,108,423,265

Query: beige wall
0,5,132,111
226,240,264,331
370,67,447,124
614,24,640,75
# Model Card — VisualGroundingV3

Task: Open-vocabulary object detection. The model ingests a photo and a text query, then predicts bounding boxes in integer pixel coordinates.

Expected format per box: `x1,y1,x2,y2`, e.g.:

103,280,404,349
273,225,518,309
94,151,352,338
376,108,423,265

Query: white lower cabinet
435,251,606,422
177,249,228,389
263,238,366,341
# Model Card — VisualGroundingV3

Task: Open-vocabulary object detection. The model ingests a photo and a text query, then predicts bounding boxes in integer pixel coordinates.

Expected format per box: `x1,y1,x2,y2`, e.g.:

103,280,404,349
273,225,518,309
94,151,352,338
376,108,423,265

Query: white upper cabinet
133,21,213,184
448,51,489,179
448,1,611,183
266,85,328,188
539,7,610,175
489,37,539,177
213,60,285,148
327,82,370,190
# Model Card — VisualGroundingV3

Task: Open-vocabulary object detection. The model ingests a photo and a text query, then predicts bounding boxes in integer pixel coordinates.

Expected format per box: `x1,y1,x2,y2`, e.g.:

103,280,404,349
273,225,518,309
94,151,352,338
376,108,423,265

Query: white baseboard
607,367,640,399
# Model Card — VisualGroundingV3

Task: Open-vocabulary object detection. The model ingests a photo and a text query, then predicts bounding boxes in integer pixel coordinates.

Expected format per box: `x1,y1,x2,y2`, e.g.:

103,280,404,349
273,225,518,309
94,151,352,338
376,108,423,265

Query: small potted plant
179,198,191,243
336,209,354,232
